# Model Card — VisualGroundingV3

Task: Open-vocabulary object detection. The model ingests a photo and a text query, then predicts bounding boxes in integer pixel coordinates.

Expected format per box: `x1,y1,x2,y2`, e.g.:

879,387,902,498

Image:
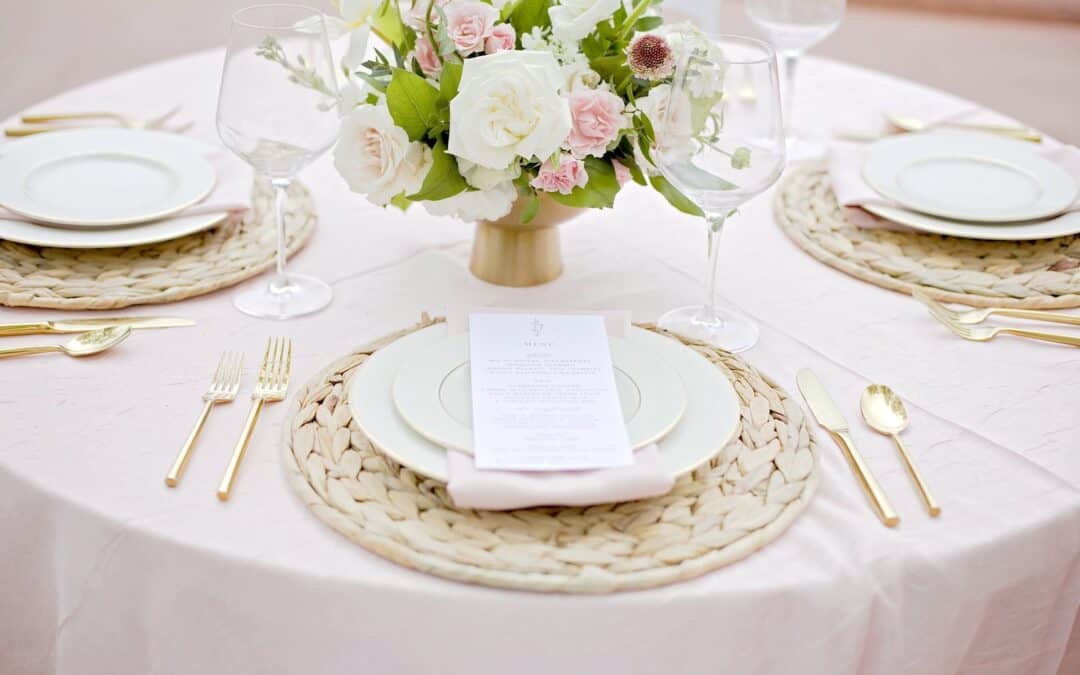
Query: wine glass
654,33,785,353
217,4,340,320
745,0,845,140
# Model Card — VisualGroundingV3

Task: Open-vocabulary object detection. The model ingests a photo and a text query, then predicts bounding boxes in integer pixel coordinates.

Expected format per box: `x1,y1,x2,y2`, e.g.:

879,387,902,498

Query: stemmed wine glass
745,0,845,140
655,33,785,352
217,4,340,319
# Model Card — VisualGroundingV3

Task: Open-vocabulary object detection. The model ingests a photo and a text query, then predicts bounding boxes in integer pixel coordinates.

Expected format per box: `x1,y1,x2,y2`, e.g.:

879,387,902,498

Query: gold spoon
885,113,1042,143
861,384,941,517
0,326,132,360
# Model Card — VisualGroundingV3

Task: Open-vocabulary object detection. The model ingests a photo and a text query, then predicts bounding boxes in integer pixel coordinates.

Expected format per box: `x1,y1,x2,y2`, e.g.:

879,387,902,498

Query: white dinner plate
0,129,216,227
392,332,687,454
863,203,1080,241
863,131,1077,223
349,324,741,483
0,212,228,248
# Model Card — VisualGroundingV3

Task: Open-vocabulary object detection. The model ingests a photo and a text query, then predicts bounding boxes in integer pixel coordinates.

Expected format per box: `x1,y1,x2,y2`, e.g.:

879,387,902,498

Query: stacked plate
347,322,742,482
861,131,1080,240
0,129,228,248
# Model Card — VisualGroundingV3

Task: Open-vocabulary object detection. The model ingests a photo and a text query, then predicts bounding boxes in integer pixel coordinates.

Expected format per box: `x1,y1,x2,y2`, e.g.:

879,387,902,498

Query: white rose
549,0,621,43
423,181,517,221
334,104,433,206
634,84,693,170
562,55,602,91
448,51,572,170
458,158,522,190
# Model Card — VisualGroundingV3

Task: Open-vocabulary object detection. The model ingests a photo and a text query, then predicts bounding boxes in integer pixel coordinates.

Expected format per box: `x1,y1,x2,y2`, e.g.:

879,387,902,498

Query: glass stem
271,178,291,290
781,52,799,133
703,213,726,319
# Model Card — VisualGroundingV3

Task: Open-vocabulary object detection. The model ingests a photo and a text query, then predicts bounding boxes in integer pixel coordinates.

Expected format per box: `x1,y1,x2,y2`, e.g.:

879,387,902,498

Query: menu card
468,313,632,471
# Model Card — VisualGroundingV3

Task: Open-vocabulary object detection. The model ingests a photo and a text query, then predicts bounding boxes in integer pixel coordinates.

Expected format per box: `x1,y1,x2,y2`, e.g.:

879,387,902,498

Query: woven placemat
283,316,819,594
775,162,1080,309
0,180,316,310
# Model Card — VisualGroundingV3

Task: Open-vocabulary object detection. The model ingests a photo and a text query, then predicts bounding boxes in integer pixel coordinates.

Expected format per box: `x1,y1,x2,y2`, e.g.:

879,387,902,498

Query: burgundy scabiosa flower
627,33,675,80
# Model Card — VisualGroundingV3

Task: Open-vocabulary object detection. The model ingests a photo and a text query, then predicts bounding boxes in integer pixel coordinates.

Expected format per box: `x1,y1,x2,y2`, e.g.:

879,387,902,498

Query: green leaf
650,175,704,216
440,60,463,101
408,140,468,201
509,0,551,37
386,69,442,141
520,191,541,224
548,157,621,209
389,193,412,211
635,16,663,32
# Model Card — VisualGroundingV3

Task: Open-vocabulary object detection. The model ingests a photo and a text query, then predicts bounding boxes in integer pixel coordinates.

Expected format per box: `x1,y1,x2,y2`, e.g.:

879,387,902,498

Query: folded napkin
444,308,674,511
828,138,1080,232
0,149,251,225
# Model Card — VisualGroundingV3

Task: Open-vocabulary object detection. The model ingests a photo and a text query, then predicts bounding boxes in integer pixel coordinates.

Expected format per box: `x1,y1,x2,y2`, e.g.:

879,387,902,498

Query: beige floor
2,2,1077,143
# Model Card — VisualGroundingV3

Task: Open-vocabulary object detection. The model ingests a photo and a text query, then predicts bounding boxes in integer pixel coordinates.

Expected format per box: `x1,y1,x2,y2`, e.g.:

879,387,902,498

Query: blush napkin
444,309,674,511
828,128,1080,233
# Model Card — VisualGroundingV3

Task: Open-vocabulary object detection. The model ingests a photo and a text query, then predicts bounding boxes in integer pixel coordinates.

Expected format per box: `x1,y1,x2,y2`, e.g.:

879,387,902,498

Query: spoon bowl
860,383,909,435
63,326,132,356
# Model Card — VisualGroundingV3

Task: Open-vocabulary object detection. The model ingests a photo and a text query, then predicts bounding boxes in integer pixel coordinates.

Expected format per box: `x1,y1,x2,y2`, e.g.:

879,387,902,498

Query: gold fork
919,294,1080,348
912,291,1080,327
217,338,292,501
6,106,191,137
165,351,242,487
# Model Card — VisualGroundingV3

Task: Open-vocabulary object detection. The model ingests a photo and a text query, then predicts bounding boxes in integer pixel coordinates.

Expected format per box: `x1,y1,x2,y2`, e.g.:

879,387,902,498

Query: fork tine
148,105,182,128
285,339,293,384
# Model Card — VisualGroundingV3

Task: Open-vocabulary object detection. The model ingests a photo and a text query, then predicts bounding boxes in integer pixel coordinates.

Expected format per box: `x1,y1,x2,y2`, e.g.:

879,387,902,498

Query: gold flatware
0,326,131,360
166,351,243,488
217,338,292,501
920,296,1080,347
885,113,1043,143
912,291,1080,327
6,106,191,137
861,385,940,517
0,316,195,337
796,369,900,527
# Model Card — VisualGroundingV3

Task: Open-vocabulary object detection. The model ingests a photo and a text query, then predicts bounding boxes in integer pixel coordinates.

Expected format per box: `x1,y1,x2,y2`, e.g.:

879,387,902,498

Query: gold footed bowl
470,195,582,287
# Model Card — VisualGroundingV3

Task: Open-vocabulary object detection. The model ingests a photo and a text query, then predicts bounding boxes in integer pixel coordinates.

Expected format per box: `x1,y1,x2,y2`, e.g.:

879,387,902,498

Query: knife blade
796,368,900,527
0,317,195,337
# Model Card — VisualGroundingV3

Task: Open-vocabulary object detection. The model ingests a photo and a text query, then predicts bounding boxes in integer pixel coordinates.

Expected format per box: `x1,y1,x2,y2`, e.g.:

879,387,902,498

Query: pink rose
484,23,516,54
406,0,449,29
412,34,442,76
565,88,625,159
530,155,589,195
612,159,632,186
444,0,499,55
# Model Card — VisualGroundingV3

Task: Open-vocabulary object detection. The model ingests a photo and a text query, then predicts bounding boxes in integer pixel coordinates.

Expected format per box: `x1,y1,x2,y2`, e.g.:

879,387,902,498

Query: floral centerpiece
276,0,722,283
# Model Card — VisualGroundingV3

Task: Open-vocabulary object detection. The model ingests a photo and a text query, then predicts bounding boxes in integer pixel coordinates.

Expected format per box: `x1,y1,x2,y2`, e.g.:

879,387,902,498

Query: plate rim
390,332,688,454
862,202,1080,241
0,128,217,227
862,131,1078,223
0,211,228,248
348,324,741,483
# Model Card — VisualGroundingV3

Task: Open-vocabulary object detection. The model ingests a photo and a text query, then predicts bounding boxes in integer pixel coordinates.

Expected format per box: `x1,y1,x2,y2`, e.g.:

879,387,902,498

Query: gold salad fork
217,338,291,501
166,351,242,487
6,105,192,137
917,293,1080,348
912,291,1080,327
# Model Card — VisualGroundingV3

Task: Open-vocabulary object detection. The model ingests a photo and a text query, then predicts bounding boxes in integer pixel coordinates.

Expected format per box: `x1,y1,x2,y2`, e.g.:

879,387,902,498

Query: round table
2,49,1078,675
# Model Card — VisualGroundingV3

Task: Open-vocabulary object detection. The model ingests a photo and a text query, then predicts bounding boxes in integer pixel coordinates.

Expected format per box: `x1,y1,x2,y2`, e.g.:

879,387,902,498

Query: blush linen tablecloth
0,50,1078,675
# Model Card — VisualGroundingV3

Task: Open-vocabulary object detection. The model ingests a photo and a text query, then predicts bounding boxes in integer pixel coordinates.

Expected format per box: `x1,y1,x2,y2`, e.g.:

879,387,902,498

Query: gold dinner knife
0,317,195,337
796,369,900,528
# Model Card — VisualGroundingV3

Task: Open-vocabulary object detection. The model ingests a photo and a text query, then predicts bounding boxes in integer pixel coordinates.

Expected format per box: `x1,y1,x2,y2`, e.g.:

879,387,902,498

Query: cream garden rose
422,180,517,221
448,51,572,170
334,104,433,206
549,0,622,43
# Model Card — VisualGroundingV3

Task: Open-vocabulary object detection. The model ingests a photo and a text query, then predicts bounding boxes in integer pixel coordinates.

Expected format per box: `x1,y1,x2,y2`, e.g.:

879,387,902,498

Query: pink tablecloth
0,50,1077,675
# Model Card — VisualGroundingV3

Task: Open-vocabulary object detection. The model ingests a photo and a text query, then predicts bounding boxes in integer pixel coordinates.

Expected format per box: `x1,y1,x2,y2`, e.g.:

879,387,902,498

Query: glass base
658,305,759,353
233,273,332,320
